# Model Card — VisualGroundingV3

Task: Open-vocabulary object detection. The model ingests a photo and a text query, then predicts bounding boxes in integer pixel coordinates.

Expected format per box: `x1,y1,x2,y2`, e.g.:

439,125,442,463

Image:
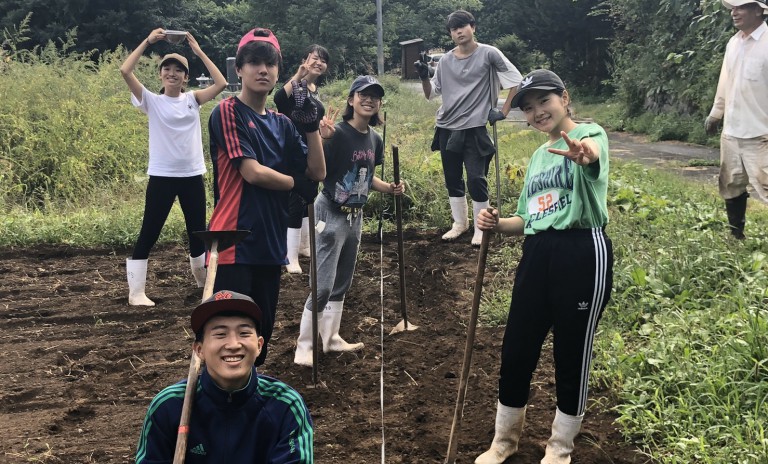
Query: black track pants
497,227,613,416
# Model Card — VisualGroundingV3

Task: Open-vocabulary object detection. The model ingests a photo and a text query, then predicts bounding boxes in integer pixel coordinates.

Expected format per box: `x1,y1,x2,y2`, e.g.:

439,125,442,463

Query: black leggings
131,175,206,260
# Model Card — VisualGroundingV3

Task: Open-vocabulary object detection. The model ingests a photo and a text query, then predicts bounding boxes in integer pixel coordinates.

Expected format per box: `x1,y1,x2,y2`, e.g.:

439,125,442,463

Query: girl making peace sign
475,69,614,464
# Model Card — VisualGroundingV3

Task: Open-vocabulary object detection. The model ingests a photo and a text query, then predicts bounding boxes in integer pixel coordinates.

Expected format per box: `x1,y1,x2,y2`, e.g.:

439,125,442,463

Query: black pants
287,191,308,229
132,175,206,260
498,228,613,416
436,127,493,201
213,264,282,367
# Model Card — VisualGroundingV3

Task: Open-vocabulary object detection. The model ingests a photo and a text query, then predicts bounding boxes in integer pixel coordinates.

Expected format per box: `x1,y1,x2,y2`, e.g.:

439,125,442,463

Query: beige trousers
719,134,768,203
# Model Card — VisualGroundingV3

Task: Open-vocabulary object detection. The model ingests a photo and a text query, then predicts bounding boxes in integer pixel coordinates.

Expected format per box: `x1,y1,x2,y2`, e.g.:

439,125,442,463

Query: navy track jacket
136,366,313,463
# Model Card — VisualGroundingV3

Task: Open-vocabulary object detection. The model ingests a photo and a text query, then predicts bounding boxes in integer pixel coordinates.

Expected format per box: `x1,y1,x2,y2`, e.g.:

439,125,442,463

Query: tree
606,0,732,116
478,0,613,93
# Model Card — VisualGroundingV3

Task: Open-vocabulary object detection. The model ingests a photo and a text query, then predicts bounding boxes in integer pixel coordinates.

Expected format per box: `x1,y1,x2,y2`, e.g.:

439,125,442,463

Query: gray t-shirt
431,44,522,130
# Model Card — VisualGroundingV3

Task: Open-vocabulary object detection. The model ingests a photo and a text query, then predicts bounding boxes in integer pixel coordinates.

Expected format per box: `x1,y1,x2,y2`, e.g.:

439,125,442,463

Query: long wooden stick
392,145,409,328
492,122,502,215
444,218,492,463
308,203,319,385
173,240,220,464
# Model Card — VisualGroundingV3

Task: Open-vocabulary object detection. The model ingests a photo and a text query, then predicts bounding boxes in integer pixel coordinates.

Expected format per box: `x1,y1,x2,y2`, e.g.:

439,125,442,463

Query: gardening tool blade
389,319,419,335
193,229,250,253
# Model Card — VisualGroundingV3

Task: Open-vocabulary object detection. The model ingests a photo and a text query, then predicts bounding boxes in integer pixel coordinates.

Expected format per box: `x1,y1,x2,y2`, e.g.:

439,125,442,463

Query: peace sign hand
547,131,598,166
319,106,340,139
292,63,310,82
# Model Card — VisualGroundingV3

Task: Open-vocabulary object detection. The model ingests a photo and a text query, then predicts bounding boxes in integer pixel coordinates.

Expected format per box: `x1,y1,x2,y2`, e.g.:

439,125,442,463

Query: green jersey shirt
515,123,609,234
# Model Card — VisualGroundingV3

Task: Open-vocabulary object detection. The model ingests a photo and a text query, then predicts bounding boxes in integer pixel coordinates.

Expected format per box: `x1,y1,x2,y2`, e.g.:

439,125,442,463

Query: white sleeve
131,86,150,114
187,91,201,112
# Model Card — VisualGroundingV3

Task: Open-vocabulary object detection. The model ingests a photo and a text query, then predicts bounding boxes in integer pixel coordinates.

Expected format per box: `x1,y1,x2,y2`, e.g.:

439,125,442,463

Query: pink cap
238,28,281,54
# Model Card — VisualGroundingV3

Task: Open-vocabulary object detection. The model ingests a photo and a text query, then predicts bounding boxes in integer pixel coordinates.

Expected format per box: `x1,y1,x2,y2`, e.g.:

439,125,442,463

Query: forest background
0,0,736,144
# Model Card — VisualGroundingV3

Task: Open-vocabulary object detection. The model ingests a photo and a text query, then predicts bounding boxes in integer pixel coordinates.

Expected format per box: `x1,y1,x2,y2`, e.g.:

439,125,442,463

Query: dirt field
1,229,650,463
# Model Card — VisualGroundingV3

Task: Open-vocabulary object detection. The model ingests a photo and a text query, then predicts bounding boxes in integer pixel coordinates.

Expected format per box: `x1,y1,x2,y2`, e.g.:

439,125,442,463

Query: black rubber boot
724,192,748,240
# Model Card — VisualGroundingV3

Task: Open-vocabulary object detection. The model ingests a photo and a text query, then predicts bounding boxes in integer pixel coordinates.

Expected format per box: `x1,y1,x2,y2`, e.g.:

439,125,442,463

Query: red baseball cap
191,290,263,334
238,28,281,54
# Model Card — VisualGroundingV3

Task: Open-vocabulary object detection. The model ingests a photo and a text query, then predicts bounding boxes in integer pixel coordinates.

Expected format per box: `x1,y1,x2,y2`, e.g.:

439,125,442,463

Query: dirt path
607,131,719,184
0,86,680,462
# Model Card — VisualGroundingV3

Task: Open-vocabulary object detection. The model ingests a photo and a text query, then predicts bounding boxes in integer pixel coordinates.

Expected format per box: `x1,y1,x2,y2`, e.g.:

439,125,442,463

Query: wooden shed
399,38,424,80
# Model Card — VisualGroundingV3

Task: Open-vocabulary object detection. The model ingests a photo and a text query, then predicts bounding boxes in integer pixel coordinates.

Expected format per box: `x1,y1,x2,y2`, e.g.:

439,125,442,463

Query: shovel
173,229,250,464
444,216,492,464
389,145,418,335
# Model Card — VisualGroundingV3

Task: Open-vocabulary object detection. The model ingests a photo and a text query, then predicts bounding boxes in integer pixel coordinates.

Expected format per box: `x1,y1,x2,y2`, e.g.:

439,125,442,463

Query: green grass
594,165,768,463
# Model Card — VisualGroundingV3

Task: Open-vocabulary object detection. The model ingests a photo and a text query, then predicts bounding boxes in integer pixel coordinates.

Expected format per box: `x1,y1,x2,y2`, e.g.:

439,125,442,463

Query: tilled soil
0,229,650,463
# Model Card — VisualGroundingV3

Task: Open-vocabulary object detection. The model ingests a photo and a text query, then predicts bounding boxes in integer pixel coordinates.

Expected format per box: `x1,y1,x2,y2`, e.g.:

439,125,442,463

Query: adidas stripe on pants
497,227,613,417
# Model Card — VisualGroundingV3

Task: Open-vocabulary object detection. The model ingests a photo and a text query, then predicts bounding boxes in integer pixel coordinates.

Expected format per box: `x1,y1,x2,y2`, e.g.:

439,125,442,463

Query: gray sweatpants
303,194,363,312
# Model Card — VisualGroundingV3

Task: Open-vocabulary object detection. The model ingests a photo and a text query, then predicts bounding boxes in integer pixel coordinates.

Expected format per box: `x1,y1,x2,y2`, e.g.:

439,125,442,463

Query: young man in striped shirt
206,28,326,366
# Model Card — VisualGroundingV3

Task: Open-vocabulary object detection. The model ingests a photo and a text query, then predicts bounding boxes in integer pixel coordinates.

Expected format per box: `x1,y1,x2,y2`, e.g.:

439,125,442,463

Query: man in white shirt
706,0,768,239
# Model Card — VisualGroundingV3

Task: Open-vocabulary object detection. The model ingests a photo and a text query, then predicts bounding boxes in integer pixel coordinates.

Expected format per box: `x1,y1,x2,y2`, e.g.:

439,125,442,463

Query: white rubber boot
126,258,155,306
319,301,363,353
189,253,207,288
285,227,302,274
541,408,583,464
441,196,469,241
299,217,311,257
294,308,321,367
475,402,527,464
471,200,490,247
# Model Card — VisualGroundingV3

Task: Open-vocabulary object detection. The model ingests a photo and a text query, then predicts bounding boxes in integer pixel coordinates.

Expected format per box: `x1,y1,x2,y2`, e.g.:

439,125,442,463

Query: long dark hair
303,44,329,87
304,44,329,64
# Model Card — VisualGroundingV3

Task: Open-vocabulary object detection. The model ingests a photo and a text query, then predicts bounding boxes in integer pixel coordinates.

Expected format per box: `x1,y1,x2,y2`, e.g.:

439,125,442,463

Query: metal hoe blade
193,229,251,253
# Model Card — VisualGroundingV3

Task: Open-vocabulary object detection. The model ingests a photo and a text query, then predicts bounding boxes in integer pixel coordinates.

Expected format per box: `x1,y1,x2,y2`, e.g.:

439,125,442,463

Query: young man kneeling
136,290,313,463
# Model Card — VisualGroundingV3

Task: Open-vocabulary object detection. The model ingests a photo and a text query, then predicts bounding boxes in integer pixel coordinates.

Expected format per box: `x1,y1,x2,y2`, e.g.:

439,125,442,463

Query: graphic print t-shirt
321,121,383,209
515,123,609,234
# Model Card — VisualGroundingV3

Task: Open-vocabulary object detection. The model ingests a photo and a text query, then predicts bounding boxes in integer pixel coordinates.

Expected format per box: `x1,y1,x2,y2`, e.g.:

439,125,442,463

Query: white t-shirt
131,87,206,177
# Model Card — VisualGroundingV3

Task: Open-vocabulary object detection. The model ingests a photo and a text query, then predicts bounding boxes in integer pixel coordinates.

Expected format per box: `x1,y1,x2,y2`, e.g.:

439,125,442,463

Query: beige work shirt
709,21,768,139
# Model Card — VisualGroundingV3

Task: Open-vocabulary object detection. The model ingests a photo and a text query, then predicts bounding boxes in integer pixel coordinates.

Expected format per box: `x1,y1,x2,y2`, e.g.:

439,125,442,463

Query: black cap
191,290,262,334
510,69,566,109
349,75,385,97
